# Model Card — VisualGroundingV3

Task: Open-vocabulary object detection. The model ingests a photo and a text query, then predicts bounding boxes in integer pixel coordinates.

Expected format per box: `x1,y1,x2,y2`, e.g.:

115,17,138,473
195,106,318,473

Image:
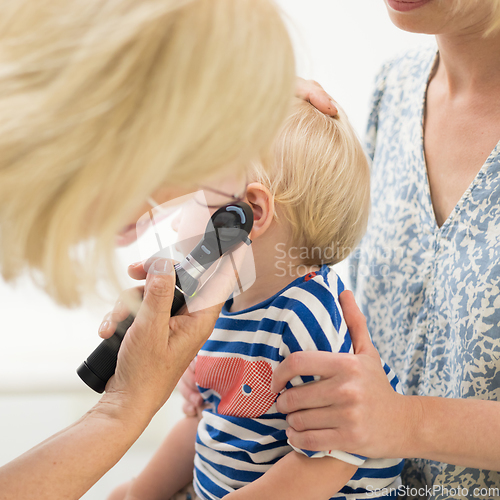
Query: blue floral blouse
351,45,500,498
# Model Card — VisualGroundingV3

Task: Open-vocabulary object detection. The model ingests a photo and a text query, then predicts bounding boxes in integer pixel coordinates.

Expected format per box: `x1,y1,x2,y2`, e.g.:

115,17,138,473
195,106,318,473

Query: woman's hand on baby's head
295,77,338,116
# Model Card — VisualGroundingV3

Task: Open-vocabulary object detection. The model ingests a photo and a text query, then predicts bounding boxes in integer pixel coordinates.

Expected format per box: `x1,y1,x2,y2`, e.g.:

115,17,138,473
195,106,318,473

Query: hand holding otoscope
78,202,253,393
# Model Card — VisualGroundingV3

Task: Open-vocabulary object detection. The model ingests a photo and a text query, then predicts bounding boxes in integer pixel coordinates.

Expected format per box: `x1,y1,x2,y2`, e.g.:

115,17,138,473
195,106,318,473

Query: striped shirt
193,265,404,500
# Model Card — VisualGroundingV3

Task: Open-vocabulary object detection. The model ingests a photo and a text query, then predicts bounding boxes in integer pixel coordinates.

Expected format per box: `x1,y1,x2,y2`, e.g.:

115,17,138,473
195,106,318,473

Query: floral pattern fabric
351,45,500,499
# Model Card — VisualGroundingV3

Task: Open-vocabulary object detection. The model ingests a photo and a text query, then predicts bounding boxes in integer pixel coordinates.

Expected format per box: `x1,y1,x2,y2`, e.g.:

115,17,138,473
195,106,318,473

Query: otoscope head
142,201,254,283
211,202,253,244
189,201,253,271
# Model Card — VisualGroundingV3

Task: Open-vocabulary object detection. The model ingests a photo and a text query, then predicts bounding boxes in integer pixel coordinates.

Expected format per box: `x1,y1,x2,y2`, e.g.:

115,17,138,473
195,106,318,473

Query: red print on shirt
195,356,277,418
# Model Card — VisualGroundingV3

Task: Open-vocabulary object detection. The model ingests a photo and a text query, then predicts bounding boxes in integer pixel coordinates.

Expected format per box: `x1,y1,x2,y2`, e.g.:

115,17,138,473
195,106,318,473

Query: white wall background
0,2,434,499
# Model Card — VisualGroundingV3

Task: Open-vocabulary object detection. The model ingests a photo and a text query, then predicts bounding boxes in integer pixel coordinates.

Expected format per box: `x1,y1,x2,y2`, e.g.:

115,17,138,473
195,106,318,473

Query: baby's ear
245,182,275,239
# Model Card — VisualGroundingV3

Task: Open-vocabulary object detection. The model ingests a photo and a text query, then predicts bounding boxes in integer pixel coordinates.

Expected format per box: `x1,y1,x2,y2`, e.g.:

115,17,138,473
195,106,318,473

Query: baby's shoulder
270,266,351,355
270,266,346,335
273,265,342,309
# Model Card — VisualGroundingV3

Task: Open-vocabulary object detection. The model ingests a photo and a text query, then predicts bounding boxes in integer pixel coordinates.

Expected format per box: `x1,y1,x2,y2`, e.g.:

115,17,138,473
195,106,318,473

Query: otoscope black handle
77,264,196,393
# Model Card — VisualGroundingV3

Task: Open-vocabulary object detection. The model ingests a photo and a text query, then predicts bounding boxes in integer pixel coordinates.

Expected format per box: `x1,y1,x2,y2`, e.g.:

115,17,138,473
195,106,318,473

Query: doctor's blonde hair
0,0,295,305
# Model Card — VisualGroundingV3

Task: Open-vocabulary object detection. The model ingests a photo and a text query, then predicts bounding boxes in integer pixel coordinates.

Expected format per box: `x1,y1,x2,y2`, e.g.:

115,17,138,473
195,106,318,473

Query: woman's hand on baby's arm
271,290,422,460
295,77,338,116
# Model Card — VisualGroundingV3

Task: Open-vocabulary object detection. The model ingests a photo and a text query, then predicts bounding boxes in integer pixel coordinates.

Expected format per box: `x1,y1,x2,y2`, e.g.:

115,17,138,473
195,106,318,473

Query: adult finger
286,406,342,433
127,256,167,280
275,377,341,414
271,351,349,394
128,261,147,280
295,77,338,116
286,427,344,453
98,287,143,339
338,291,377,356
135,259,176,328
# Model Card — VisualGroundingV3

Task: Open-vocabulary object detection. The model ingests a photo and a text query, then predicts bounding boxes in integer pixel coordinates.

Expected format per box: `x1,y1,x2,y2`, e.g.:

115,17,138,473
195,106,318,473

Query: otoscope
77,201,253,393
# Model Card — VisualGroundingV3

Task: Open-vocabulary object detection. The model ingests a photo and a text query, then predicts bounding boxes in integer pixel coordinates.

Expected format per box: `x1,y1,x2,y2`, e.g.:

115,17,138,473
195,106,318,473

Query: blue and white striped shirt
193,265,403,500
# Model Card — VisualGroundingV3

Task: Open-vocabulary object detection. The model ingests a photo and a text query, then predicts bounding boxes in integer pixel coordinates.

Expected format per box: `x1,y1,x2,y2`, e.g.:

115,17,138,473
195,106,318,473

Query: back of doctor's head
252,99,370,266
0,0,295,305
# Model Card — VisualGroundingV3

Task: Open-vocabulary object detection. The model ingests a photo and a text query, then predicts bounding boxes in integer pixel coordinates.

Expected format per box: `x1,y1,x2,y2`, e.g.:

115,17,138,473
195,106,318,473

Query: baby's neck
229,255,320,313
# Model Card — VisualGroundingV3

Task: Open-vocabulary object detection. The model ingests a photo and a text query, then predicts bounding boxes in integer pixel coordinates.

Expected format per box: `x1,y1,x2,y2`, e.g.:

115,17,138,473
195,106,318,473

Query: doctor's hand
295,77,338,116
96,258,222,423
271,290,418,460
97,247,247,422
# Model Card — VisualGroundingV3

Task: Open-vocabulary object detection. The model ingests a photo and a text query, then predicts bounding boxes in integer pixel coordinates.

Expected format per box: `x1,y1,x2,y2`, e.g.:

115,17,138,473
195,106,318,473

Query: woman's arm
271,291,500,472
224,451,356,500
0,393,152,500
0,259,225,500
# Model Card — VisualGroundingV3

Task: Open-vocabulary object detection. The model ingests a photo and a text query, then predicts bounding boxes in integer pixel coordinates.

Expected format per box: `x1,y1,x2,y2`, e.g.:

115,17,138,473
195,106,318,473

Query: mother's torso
351,46,500,497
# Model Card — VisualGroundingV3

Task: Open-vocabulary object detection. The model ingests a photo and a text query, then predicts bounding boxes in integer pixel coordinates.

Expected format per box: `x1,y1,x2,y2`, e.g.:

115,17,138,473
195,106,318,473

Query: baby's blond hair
252,100,370,266
0,0,295,305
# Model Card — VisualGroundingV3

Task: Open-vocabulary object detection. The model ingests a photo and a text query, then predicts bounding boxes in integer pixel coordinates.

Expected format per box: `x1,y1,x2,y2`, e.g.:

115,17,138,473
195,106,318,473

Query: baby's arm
224,451,357,500
107,416,199,500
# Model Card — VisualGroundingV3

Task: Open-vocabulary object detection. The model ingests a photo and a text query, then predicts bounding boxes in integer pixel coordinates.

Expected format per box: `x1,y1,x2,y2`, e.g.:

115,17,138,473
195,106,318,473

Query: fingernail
286,427,291,437
152,259,174,275
330,99,337,109
186,405,195,415
190,394,201,405
129,261,142,268
99,321,111,334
